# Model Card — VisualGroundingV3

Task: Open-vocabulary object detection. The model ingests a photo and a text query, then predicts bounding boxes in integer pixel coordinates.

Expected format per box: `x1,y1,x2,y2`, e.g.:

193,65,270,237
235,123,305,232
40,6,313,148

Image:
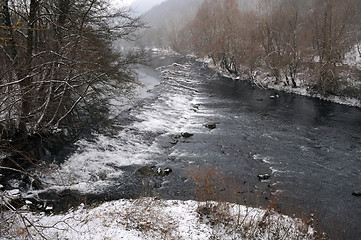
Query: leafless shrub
121,198,181,240
188,166,318,240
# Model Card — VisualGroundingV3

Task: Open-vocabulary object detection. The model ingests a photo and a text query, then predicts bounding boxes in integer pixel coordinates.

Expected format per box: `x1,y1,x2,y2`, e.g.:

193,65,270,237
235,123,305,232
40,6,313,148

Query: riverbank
196,56,361,109
1,198,315,240
1,51,360,239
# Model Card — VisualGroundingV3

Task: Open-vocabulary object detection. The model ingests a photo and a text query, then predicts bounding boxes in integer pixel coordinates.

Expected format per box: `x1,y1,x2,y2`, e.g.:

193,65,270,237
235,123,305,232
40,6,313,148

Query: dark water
14,52,361,239
189,75,361,239
134,54,361,239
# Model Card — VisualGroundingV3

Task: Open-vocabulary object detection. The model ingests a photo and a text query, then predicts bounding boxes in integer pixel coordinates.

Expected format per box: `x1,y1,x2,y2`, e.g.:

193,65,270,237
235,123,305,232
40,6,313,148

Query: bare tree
308,0,357,94
0,0,144,160
156,0,361,95
256,0,305,87
187,0,243,74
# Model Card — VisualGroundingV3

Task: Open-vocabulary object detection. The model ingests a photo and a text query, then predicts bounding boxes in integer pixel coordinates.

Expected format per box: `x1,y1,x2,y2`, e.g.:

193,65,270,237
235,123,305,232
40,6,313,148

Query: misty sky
111,0,134,7
112,0,165,7
112,0,167,13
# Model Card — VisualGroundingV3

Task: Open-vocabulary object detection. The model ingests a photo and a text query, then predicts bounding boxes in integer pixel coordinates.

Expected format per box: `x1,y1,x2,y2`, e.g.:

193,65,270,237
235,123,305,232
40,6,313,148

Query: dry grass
188,166,319,240
121,198,181,240
1,165,354,240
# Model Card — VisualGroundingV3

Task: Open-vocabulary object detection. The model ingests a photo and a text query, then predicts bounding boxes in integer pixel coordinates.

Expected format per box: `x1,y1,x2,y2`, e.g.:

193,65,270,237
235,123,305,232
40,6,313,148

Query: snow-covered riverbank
2,198,315,240
199,67,360,109
197,47,361,108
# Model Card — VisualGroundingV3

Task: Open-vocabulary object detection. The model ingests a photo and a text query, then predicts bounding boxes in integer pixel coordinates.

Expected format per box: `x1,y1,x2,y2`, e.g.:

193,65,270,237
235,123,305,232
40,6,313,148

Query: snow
345,45,361,69
2,198,315,240
32,61,204,194
0,153,8,163
0,189,21,207
198,46,361,108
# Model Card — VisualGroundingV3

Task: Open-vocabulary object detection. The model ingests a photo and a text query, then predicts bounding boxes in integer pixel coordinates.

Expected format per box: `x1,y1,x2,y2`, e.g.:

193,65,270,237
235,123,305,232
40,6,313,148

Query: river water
26,52,361,239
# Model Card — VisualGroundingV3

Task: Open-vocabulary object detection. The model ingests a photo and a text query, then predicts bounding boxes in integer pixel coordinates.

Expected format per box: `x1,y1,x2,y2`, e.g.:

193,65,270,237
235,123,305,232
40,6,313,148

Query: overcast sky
111,0,135,7
111,0,167,14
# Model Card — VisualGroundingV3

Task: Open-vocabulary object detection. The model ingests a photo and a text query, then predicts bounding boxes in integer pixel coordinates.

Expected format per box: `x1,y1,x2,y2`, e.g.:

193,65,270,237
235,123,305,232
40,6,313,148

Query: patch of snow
1,189,21,206
270,167,288,175
4,198,315,240
252,73,360,107
0,152,7,160
300,146,310,152
196,56,213,64
345,44,361,69
5,189,20,197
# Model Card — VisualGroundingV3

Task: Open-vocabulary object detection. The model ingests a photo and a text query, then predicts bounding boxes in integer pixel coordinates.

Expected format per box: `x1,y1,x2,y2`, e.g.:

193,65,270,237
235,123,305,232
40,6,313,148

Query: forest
143,0,361,98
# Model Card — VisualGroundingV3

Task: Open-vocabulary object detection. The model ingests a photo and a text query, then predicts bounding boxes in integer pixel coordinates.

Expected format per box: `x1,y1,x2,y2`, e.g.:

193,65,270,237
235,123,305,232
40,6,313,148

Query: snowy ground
196,46,361,108
1,198,315,240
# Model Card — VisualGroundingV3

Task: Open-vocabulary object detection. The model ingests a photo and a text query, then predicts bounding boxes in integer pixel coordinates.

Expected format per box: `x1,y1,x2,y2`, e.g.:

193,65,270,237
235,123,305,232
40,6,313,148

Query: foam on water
36,62,206,193
253,154,273,164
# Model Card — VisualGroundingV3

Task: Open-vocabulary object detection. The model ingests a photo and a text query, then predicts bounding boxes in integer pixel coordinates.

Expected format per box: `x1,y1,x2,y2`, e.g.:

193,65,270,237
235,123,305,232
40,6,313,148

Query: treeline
165,0,361,95
0,1,143,158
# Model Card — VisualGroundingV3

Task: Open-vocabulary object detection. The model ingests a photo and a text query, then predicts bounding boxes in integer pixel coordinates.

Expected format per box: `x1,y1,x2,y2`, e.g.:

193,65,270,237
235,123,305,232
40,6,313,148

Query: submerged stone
205,123,217,130
181,132,193,138
170,134,181,139
137,166,156,176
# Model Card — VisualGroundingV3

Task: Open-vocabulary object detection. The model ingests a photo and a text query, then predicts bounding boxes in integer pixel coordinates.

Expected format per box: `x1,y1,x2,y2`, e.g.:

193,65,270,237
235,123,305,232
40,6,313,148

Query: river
24,52,361,239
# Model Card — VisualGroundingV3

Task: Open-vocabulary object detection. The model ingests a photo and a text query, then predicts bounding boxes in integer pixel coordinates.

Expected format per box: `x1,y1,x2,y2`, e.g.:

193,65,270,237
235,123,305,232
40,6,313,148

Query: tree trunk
0,0,18,62
18,0,39,133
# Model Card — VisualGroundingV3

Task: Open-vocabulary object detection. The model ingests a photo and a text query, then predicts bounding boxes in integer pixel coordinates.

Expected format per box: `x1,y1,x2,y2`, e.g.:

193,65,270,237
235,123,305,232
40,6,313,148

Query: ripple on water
36,62,210,194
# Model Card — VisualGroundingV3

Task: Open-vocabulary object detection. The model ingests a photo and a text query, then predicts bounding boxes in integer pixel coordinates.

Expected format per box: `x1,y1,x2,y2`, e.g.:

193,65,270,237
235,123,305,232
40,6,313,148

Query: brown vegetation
158,0,361,97
188,166,321,240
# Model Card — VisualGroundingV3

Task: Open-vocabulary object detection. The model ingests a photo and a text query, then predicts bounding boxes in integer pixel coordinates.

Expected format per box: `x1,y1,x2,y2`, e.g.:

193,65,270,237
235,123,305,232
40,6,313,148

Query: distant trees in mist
156,0,361,95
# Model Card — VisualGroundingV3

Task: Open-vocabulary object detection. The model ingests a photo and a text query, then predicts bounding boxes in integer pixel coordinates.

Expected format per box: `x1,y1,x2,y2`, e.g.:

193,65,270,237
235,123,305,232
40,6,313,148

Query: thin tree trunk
0,0,18,63
18,0,39,133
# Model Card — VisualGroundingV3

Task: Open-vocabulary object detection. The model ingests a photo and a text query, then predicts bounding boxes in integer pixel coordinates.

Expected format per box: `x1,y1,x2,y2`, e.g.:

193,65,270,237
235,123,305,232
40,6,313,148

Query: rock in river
352,190,361,196
181,132,193,138
164,167,172,175
205,123,217,130
137,166,172,177
257,174,271,181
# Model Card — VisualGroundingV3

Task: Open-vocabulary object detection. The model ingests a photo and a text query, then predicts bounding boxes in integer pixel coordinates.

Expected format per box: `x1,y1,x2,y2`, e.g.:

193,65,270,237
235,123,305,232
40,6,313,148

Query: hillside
130,0,166,14
137,0,203,48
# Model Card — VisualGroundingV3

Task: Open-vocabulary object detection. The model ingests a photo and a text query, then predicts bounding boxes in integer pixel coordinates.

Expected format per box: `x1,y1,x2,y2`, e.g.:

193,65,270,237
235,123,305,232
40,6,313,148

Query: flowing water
21,52,361,238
